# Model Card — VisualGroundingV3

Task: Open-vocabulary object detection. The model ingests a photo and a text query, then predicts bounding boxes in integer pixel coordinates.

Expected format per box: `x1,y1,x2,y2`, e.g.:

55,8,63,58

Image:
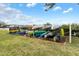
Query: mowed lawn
0,30,79,56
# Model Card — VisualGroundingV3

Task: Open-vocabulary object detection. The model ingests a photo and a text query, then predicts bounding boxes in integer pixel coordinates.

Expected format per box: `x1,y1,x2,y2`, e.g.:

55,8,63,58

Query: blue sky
0,3,79,25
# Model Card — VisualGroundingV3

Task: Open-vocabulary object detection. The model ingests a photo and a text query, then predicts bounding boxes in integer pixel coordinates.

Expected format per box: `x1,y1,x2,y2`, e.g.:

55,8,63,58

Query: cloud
0,3,7,7
26,3,37,8
0,4,33,24
0,3,46,25
63,8,73,13
53,6,62,11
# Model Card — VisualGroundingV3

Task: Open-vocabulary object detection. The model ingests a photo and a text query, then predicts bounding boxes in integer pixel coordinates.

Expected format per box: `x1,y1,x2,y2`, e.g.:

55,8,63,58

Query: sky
0,3,79,25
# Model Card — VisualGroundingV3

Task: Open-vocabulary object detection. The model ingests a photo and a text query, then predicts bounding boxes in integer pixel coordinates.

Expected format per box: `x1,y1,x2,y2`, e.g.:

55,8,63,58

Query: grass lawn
0,30,79,56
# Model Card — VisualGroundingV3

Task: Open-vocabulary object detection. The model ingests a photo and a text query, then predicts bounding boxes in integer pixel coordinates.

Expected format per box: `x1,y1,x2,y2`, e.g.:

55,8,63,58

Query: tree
43,23,52,30
44,3,56,11
77,3,79,5
0,21,6,27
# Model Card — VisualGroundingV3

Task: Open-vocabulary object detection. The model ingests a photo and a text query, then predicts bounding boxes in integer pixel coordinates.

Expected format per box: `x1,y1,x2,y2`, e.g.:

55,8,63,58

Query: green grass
0,30,79,56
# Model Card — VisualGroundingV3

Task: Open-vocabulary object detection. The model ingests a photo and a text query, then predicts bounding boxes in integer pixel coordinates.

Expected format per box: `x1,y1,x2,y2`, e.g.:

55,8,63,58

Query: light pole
69,24,72,43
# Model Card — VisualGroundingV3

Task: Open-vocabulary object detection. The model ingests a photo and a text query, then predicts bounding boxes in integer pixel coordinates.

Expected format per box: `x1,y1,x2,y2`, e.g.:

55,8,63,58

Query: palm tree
44,3,55,11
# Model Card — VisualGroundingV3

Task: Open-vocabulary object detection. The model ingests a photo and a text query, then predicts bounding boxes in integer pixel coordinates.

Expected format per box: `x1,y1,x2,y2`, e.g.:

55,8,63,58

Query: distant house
25,25,33,30
32,25,42,30
32,23,53,31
